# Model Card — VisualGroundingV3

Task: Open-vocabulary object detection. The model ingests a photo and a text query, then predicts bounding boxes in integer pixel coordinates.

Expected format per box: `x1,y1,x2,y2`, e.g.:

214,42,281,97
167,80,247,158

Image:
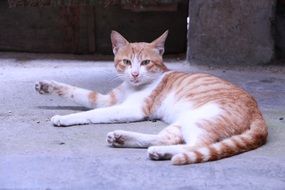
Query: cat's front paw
35,80,54,95
106,131,126,147
51,115,67,127
51,114,90,126
148,146,173,160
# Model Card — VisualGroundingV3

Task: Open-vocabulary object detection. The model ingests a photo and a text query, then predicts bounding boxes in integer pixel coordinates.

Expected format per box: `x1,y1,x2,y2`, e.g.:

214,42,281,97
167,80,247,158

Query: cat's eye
123,59,131,65
141,60,150,65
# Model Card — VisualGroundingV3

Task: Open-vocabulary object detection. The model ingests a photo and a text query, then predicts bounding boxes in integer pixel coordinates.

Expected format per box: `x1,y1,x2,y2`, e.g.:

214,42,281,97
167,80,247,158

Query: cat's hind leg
147,123,214,160
107,124,183,148
147,103,222,160
107,130,159,148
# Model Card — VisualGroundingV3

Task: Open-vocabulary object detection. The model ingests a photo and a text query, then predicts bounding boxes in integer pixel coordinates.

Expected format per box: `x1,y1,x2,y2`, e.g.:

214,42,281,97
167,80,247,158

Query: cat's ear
151,30,168,55
111,31,129,54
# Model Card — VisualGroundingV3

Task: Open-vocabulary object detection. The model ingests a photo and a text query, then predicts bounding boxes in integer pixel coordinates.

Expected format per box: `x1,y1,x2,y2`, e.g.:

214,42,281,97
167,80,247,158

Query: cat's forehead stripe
131,47,135,56
129,45,145,60
138,48,144,57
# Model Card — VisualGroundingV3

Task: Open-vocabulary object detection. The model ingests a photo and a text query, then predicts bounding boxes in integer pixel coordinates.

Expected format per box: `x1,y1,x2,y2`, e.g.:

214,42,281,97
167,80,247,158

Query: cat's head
111,31,169,86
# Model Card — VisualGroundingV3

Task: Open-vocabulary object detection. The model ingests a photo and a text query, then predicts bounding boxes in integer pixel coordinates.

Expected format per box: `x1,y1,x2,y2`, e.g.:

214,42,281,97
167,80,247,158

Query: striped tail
171,117,268,165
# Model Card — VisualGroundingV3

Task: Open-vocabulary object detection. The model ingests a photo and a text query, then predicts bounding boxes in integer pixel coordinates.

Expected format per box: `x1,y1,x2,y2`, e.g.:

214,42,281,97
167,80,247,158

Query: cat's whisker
108,75,123,83
104,71,123,82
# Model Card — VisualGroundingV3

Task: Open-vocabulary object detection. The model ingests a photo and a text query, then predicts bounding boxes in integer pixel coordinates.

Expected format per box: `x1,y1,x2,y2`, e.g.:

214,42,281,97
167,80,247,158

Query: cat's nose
131,72,139,78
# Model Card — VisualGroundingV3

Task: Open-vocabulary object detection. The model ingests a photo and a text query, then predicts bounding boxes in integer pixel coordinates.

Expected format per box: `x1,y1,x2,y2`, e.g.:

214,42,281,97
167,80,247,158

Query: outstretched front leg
51,104,144,126
35,80,123,109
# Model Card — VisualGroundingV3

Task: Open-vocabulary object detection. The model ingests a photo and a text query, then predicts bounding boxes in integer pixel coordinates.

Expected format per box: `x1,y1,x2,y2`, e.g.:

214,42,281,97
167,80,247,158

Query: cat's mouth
130,78,141,85
131,79,140,83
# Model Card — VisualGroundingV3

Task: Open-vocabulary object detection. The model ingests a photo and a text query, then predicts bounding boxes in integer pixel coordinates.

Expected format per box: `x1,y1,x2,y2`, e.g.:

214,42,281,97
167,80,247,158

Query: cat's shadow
37,106,89,111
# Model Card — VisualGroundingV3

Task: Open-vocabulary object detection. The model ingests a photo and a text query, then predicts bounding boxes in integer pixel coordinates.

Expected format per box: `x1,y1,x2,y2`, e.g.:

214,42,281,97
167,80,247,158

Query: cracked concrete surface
0,53,284,190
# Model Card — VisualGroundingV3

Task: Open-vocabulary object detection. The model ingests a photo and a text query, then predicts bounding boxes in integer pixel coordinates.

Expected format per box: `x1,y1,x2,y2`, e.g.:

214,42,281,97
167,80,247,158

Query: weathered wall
187,0,276,65
0,1,188,54
0,1,94,54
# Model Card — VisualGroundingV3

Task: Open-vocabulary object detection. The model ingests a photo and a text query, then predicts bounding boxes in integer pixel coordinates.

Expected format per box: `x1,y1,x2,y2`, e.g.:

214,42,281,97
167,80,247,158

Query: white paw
147,146,173,160
147,146,160,160
106,130,126,147
51,115,65,126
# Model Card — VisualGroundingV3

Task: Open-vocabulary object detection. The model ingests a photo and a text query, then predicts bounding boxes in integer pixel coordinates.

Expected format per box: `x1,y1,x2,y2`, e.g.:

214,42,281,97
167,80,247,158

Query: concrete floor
0,52,284,190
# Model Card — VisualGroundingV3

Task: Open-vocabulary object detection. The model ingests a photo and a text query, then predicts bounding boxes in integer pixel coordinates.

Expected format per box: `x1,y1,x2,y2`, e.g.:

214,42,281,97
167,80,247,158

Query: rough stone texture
0,53,284,189
187,0,276,65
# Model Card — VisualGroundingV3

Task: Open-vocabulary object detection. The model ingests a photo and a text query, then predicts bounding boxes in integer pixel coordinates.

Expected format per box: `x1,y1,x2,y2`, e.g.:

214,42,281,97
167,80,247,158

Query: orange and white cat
35,31,268,165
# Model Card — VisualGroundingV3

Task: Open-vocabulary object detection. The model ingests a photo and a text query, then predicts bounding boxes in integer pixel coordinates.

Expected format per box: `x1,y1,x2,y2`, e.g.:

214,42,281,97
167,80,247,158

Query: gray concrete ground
0,52,284,190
